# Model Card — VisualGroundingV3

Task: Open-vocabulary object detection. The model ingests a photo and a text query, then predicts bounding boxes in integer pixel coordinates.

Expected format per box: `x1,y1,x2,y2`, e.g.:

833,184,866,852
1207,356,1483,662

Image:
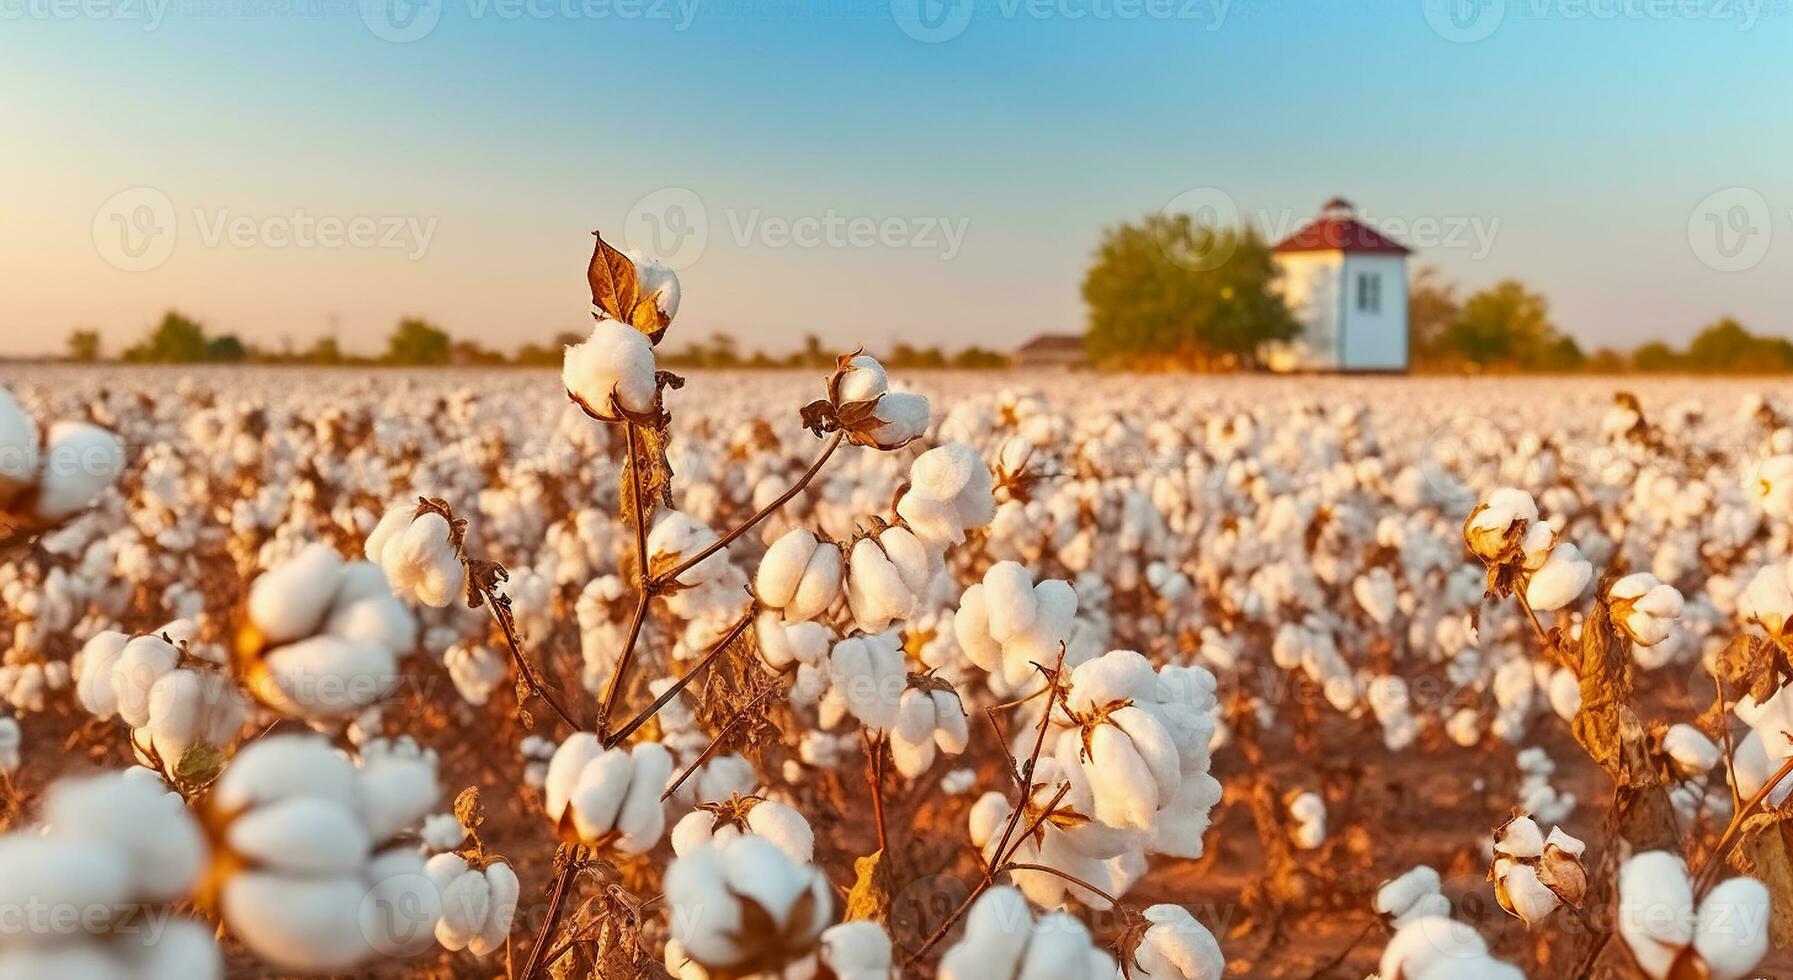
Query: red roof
1272,217,1411,255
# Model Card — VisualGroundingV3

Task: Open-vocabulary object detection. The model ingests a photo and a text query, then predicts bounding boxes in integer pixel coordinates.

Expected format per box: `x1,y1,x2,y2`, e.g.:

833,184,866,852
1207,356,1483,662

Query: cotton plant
0,385,126,532
0,768,220,977
423,851,519,958
73,623,248,781
1375,865,1451,928
234,543,418,721
662,834,832,977
205,733,442,973
1489,813,1586,927
670,793,815,864
1617,851,1769,980
542,734,673,852
364,502,467,608
955,560,1080,688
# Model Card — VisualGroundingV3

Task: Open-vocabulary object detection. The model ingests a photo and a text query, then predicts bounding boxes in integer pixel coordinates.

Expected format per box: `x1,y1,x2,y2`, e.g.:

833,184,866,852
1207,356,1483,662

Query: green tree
1082,214,1298,369
1440,280,1573,370
1631,342,1681,372
123,311,211,363
207,334,249,362
1682,317,1793,372
384,318,452,366
303,337,345,365
1408,266,1461,367
66,329,102,362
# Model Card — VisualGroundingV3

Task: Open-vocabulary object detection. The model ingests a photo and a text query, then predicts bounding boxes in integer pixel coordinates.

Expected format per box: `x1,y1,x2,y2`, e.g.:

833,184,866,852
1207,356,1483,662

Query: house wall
1271,251,1343,370
1338,254,1409,371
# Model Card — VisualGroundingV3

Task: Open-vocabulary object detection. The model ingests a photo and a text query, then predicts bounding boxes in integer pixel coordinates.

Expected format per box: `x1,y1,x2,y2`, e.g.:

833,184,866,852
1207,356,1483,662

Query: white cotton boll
933,688,969,752
421,813,467,852
819,921,893,980
34,422,125,522
445,643,507,705
1493,815,1544,859
142,668,245,766
1663,724,1720,778
847,536,919,633
1353,569,1398,626
1526,543,1591,612
829,632,906,732
1081,724,1160,830
1379,916,1490,979
649,512,728,587
247,544,346,644
983,562,1039,644
897,442,996,551
755,614,830,671
221,872,373,973
327,590,417,655
211,734,359,813
693,754,758,803
469,860,519,956
1740,563,1793,636
757,529,842,623
665,836,830,973
363,506,412,565
938,886,1031,980
1693,876,1770,980
0,388,38,501
258,635,398,719
378,512,464,608
1610,573,1683,647
43,770,208,902
127,918,224,980
356,738,440,842
1020,912,1095,978
563,320,657,421
1465,487,1538,561
633,254,681,325
1495,859,1560,925
834,355,889,404
868,391,930,449
1547,668,1581,722
1132,903,1225,980
360,847,440,959
1376,866,1444,925
1618,851,1696,979
953,584,1003,673
228,796,372,875
0,834,133,938
110,635,179,728
748,800,814,864
74,631,129,718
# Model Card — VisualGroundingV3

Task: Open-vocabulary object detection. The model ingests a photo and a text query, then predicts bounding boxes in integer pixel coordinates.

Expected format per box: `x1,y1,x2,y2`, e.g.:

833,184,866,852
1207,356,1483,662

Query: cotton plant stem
602,609,753,749
659,665,793,803
865,730,889,853
1694,752,1793,893
478,580,583,732
990,647,1067,866
652,431,844,588
597,423,658,734
999,863,1120,908
520,847,583,980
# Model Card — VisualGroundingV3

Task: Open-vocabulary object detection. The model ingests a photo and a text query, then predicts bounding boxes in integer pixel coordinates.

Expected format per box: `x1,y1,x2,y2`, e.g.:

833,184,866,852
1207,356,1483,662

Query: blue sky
2,0,1789,356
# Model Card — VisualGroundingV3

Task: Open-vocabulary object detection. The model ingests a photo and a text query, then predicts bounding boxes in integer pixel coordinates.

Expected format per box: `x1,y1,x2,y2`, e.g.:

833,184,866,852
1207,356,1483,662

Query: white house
1267,198,1411,372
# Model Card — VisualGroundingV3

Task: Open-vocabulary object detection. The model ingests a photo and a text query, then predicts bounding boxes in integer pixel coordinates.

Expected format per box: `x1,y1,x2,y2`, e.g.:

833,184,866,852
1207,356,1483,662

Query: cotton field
4,259,1793,979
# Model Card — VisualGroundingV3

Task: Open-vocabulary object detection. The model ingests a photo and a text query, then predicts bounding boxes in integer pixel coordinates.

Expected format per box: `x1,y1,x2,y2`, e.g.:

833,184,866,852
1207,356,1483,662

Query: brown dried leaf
587,230,641,323
629,294,670,346
1730,809,1793,948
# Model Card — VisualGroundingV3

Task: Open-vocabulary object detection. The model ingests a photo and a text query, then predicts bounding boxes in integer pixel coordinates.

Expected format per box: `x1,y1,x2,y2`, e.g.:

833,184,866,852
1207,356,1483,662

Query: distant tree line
1411,268,1793,374
66,313,1011,370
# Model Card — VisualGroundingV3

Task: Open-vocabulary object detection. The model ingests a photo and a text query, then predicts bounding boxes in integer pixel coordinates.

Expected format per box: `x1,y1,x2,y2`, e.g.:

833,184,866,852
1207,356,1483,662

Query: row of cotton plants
3,237,1793,976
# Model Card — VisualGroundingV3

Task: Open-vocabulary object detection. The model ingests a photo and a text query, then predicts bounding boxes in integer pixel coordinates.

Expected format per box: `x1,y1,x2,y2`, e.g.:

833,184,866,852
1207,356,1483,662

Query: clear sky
3,0,1789,357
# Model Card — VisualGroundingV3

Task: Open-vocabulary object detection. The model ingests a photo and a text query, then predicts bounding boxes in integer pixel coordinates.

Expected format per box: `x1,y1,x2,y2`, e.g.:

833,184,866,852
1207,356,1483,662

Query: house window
1356,272,1381,313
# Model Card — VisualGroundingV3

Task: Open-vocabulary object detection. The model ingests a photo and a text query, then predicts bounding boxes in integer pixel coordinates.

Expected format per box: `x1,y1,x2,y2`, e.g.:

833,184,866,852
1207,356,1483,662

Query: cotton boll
897,442,996,552
110,635,179,728
220,872,374,973
1609,573,1683,647
42,770,209,902
563,320,658,421
846,535,921,633
757,528,843,623
664,836,831,974
34,422,125,522
247,544,346,644
0,388,38,502
211,734,360,813
1376,866,1447,928
867,392,930,450
141,668,246,766
755,614,830,673
1617,851,1696,979
227,796,372,875
545,737,672,853
327,589,417,654
255,635,398,720
356,737,441,842
124,918,224,980
1379,916,1491,979
1525,542,1591,612
373,511,465,608
1693,876,1771,980
833,355,889,405
1663,724,1720,778
1740,563,1793,636
1131,903,1225,980
828,632,907,732
818,920,893,980
74,631,130,718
